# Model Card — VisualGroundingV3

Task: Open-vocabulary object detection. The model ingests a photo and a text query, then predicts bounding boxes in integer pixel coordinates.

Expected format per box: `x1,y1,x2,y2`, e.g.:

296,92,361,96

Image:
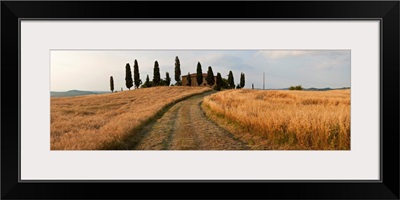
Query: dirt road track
132,91,248,150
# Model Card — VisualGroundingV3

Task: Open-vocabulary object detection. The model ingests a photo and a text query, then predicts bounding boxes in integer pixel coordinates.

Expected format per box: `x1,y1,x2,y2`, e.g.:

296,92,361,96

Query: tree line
109,56,245,92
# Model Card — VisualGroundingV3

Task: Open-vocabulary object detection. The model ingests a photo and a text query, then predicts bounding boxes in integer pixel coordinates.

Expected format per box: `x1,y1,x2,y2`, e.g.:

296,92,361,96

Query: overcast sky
50,50,350,91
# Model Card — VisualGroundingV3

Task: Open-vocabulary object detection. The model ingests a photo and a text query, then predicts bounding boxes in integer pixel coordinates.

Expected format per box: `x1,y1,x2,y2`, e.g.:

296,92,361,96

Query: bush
221,78,229,89
289,85,303,90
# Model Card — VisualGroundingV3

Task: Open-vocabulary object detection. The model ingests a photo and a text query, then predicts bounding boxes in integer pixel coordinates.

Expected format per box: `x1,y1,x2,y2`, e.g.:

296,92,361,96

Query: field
202,89,350,150
51,86,211,150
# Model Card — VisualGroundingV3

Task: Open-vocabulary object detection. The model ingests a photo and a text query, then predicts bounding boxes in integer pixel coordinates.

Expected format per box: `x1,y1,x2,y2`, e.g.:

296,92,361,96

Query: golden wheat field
51,86,211,150
202,89,350,150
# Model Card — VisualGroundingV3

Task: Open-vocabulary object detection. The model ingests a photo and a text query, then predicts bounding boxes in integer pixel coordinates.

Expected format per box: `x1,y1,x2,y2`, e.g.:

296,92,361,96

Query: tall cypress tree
187,72,192,86
174,56,181,85
125,63,133,90
153,61,160,86
133,59,142,89
196,62,203,86
240,72,245,89
165,72,171,86
227,71,235,89
206,66,215,86
110,76,114,92
215,73,222,91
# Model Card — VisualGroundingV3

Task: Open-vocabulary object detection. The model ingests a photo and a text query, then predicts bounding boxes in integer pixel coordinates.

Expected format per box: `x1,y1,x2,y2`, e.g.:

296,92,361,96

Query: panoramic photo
50,50,350,150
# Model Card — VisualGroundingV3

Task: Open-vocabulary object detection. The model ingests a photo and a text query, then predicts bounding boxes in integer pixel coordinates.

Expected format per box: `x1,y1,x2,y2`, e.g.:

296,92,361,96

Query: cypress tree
206,66,215,86
153,61,160,86
110,76,114,92
133,59,142,89
144,75,151,87
240,72,245,89
165,72,171,86
196,62,203,86
125,63,133,90
174,56,181,85
187,72,192,86
215,73,222,91
227,71,235,89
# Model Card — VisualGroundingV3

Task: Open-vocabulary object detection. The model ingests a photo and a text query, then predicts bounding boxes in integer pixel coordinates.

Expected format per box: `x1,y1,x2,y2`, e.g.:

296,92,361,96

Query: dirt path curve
132,91,248,150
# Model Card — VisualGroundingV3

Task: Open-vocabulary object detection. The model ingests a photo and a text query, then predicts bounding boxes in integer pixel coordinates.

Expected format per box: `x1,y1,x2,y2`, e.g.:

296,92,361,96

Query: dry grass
51,86,211,150
202,89,350,150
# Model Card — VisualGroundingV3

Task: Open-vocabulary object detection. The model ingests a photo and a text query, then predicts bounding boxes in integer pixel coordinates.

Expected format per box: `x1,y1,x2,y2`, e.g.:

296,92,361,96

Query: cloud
257,50,350,61
312,52,350,71
257,50,313,59
315,60,340,71
203,52,254,71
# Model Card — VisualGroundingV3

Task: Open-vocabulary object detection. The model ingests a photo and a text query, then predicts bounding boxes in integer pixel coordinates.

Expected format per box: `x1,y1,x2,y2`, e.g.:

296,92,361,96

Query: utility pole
263,72,265,90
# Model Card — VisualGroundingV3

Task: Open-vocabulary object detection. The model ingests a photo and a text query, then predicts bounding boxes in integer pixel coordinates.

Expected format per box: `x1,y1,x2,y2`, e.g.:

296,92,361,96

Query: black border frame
2,1,399,199
17,20,381,183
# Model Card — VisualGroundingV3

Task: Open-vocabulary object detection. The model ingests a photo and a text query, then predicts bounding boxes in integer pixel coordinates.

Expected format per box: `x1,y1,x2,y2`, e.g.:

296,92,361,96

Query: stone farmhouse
181,73,217,87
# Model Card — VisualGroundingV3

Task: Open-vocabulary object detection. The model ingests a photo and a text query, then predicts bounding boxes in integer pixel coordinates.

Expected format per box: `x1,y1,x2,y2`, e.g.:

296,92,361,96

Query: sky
50,50,350,91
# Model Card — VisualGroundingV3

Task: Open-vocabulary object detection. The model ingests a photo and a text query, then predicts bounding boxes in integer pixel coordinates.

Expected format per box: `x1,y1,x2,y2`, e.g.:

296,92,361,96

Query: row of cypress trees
189,61,245,90
110,56,245,92
187,62,216,87
124,59,143,90
111,58,179,92
109,59,144,92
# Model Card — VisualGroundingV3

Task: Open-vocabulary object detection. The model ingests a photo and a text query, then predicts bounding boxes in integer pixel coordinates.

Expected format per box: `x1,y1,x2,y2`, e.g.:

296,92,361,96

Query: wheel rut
133,91,248,150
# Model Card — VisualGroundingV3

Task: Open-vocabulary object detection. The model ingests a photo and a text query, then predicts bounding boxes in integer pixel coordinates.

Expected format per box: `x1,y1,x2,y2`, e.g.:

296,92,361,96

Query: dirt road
131,91,248,150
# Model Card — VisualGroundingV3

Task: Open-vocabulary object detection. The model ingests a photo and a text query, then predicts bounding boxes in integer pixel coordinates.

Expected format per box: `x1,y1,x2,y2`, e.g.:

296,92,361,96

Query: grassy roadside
51,87,211,150
202,89,350,150
201,102,270,150
101,90,214,150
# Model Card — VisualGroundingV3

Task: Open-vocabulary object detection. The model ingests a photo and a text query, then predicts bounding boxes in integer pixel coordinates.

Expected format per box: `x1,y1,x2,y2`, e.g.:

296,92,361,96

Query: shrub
289,85,303,90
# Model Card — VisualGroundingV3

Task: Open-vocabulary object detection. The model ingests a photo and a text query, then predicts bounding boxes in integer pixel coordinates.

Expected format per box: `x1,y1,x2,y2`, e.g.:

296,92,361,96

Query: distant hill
51,90,109,97
303,87,350,91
